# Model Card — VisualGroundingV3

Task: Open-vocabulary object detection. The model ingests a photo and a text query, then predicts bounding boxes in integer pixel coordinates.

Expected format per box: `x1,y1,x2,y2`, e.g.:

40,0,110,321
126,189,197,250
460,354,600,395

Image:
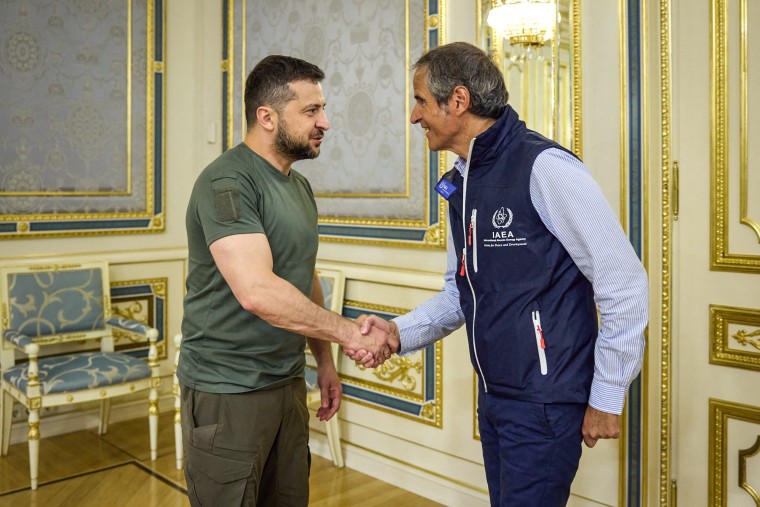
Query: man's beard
274,119,322,161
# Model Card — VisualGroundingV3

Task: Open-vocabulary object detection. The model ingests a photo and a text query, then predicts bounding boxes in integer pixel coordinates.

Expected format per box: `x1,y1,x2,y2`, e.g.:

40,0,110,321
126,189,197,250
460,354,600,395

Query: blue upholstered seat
3,352,151,394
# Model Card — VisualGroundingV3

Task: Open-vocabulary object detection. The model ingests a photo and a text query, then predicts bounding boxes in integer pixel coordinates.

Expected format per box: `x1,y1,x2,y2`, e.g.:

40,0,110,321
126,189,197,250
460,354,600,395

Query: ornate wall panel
710,304,760,372
0,0,165,238
337,302,442,427
110,277,167,361
711,0,760,272
709,399,760,506
222,0,446,247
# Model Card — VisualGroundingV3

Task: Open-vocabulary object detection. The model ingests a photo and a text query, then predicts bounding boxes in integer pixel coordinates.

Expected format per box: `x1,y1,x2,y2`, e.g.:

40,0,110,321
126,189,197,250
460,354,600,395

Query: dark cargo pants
180,380,309,507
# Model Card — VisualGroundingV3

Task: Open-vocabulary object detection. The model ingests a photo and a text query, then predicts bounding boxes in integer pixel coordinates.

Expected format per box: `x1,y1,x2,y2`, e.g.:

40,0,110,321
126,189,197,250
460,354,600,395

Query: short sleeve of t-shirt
196,171,266,247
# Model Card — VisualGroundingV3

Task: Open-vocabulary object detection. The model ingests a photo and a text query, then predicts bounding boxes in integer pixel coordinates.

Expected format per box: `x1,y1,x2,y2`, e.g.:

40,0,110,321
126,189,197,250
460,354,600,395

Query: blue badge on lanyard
435,177,457,200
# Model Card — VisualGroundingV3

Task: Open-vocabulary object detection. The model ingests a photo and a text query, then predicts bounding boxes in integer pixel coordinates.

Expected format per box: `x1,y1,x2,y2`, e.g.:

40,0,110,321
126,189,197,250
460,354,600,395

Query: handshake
343,315,399,368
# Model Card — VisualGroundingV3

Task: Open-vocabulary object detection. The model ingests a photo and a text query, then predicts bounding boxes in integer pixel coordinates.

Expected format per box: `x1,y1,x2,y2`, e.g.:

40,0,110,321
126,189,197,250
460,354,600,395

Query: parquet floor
0,412,442,506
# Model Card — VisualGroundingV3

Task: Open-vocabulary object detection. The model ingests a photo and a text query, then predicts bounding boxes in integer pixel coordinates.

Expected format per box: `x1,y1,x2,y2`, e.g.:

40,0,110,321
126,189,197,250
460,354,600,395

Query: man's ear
257,106,276,132
449,85,471,117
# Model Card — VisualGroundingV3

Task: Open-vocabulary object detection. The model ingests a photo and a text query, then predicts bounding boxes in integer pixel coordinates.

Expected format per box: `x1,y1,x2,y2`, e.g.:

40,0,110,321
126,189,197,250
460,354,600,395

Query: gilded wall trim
739,436,760,504
322,300,443,428
571,0,583,158
659,0,674,503
709,399,760,506
738,0,759,243
711,0,760,272
710,304,760,372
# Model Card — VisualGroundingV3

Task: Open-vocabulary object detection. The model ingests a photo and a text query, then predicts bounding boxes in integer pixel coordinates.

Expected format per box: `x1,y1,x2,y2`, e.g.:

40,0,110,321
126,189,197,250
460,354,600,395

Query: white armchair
0,261,160,489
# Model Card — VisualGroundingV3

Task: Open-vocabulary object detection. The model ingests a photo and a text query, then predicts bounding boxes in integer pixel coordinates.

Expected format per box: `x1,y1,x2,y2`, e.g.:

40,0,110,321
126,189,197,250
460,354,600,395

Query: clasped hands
344,315,399,368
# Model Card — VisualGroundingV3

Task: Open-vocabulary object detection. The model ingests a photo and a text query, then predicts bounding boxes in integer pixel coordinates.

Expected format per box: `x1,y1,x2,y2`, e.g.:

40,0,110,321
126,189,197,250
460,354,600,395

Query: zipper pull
536,325,546,349
468,220,473,246
460,249,466,276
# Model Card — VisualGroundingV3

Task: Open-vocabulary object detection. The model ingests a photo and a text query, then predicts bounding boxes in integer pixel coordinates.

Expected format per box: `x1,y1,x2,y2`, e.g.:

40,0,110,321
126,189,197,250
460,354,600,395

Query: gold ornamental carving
711,305,760,371
734,329,760,351
365,356,423,391
28,421,40,441
659,0,674,502
738,435,760,504
710,399,760,506
711,0,760,272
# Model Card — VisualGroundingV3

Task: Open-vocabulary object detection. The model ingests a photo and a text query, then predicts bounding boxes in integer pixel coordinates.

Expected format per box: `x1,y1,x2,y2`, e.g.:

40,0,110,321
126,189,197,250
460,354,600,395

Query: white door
672,0,760,505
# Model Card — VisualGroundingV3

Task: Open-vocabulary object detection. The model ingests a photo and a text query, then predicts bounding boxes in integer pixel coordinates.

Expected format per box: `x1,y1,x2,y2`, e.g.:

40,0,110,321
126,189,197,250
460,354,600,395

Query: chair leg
149,387,158,461
98,399,111,435
28,408,40,490
325,417,344,468
174,408,183,470
174,389,183,470
1,390,13,455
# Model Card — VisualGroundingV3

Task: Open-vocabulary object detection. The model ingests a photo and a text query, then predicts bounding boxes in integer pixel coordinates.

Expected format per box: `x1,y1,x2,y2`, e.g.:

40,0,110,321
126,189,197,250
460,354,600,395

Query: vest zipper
531,310,548,375
462,138,487,392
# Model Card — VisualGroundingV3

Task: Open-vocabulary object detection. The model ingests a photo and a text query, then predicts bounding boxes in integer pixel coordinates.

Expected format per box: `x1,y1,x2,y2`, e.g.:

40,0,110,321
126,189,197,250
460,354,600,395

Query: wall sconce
487,0,559,62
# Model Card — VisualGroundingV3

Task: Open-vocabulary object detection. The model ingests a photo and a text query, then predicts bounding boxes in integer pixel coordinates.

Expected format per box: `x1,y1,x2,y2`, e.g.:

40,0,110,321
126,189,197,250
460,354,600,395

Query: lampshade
487,0,557,47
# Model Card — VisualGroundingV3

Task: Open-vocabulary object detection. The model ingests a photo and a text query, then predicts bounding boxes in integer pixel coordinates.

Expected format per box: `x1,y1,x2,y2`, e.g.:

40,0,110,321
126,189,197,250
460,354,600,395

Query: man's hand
344,314,400,368
315,362,342,421
581,406,621,448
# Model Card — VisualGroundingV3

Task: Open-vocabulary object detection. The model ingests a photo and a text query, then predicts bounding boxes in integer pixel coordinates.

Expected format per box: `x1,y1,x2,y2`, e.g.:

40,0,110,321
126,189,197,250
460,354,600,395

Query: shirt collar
453,156,467,177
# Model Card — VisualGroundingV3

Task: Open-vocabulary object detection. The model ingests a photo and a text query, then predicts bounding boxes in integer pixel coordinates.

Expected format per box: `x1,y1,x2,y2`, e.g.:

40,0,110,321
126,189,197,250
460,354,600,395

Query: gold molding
710,304,760,371
340,299,443,428
711,0,760,272
570,0,583,158
739,435,760,504
660,0,674,504
709,399,760,506
619,0,629,234
738,0,759,243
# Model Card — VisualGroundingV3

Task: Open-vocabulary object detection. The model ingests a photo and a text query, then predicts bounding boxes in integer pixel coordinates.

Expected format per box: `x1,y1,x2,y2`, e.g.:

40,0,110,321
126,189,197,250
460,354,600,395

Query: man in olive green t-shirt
178,55,397,507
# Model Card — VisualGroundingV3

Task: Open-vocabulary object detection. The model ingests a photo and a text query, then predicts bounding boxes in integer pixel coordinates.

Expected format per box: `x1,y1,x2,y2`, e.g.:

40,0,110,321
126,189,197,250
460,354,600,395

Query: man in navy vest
347,42,648,506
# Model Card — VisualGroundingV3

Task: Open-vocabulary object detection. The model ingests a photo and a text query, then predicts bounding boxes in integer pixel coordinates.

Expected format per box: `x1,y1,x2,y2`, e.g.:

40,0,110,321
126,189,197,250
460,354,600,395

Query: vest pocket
531,310,548,375
470,209,478,273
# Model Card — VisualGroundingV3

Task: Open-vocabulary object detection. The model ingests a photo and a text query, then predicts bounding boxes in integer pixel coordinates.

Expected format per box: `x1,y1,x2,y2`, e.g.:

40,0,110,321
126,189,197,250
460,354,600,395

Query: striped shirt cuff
588,378,629,415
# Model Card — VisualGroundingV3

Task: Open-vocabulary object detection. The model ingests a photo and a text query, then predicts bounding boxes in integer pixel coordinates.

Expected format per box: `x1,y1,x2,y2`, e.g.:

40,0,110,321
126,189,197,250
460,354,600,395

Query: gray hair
412,42,508,119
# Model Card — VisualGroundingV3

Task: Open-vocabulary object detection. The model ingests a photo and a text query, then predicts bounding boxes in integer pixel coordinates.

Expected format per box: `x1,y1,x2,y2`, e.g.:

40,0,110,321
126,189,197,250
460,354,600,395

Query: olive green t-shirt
178,143,319,393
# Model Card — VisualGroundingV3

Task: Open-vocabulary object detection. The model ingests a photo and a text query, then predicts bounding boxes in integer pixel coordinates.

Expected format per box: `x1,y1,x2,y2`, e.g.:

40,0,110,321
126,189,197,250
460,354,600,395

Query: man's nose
317,112,330,131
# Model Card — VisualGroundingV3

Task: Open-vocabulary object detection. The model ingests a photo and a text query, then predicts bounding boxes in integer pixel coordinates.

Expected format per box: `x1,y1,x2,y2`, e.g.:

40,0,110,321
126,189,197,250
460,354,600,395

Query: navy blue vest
445,106,598,404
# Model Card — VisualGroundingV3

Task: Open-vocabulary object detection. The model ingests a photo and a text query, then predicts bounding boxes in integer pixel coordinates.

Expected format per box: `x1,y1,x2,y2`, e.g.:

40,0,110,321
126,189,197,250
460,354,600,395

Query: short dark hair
413,42,508,119
244,55,325,128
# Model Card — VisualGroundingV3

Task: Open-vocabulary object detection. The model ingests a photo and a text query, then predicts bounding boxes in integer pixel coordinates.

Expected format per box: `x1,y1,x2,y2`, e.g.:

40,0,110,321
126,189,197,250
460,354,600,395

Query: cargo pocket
185,444,254,507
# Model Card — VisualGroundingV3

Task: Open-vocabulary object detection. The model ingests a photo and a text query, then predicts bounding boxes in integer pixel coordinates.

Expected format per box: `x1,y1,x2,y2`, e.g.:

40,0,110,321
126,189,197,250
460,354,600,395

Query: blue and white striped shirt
393,148,648,414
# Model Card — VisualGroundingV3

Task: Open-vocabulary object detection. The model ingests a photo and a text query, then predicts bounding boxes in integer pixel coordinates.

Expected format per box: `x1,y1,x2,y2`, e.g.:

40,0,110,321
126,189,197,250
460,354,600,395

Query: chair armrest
3,330,38,355
107,317,159,343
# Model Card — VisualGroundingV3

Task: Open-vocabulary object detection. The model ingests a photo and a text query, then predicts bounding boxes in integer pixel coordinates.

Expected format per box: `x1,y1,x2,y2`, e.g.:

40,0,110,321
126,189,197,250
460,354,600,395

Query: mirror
477,0,581,157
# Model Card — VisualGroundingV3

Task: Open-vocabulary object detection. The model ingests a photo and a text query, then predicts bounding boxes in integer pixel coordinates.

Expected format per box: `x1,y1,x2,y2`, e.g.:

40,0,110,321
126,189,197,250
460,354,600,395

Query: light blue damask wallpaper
0,0,164,237
230,0,429,222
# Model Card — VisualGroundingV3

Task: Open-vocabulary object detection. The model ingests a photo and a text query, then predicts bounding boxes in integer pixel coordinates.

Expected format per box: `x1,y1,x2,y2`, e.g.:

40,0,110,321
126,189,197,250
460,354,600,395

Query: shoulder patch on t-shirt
214,186,241,222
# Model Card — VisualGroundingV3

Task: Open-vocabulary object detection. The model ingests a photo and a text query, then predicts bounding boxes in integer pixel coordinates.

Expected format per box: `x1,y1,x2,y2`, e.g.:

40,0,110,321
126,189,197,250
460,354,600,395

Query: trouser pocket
185,444,254,507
